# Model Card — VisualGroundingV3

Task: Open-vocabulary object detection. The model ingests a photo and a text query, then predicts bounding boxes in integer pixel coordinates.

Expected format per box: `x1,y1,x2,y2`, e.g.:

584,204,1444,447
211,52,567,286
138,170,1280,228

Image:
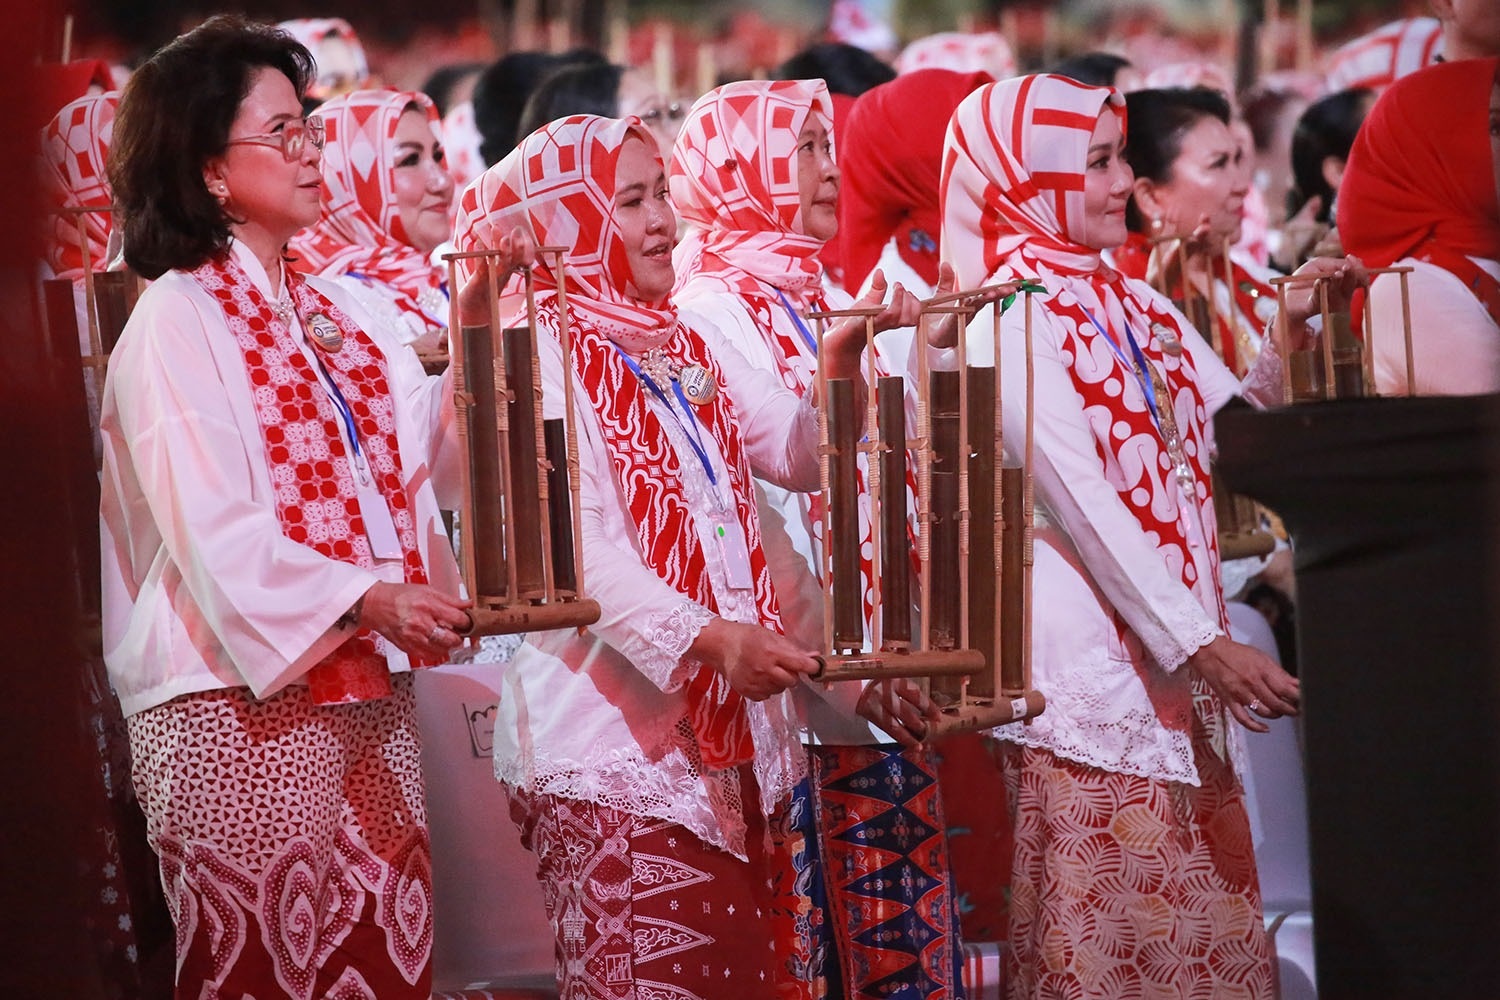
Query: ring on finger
1248,698,1264,715
428,624,447,644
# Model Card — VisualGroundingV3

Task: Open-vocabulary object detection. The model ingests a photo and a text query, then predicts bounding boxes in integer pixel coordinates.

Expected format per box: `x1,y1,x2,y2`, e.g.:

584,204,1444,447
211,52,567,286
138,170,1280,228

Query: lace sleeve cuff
1150,613,1225,673
634,600,716,692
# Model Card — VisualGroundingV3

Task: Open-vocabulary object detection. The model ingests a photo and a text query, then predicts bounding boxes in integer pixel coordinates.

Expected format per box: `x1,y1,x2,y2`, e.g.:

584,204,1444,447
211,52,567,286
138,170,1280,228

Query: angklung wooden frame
444,246,601,638
805,283,1046,740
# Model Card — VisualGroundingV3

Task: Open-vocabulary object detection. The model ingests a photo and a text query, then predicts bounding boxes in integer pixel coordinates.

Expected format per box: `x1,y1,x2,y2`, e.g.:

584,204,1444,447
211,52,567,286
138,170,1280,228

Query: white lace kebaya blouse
491,314,821,859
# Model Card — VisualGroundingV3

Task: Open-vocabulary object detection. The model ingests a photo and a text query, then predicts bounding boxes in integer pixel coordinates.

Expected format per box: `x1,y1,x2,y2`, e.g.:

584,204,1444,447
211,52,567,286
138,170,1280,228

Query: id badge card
356,477,404,559
712,510,755,590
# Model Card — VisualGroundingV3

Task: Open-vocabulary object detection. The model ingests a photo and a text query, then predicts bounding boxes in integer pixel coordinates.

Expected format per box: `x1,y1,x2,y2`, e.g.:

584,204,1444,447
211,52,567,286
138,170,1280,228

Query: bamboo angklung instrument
1271,266,1416,401
804,283,1047,739
444,245,600,637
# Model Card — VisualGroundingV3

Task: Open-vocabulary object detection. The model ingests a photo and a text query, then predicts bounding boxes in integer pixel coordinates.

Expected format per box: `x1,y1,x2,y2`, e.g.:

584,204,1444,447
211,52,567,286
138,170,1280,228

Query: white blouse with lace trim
953,278,1282,785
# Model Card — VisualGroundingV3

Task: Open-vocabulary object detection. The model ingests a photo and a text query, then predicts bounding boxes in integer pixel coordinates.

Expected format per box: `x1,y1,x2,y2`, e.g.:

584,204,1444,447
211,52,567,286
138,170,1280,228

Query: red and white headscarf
277,17,370,102
839,69,992,292
441,99,485,196
288,89,448,327
897,31,1017,80
1323,17,1443,95
941,74,1227,625
669,79,835,305
39,91,119,280
455,115,784,770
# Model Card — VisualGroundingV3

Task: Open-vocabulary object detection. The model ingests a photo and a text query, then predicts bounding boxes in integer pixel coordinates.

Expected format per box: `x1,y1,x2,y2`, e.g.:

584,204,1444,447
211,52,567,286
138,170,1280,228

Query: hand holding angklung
689,618,819,701
358,581,472,660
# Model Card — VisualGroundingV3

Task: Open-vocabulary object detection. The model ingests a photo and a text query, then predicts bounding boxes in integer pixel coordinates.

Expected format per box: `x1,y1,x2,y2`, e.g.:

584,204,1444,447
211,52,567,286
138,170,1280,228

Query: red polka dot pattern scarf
190,252,435,703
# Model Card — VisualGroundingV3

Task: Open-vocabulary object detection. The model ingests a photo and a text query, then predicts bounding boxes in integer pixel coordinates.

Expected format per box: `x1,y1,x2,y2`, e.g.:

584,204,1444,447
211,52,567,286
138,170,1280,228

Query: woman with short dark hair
100,15,527,996
1114,87,1279,376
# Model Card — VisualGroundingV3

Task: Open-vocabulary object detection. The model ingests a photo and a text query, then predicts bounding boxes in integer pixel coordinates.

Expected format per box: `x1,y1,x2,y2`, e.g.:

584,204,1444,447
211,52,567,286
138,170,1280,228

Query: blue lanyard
309,352,363,463
774,289,820,357
615,348,718,486
1079,305,1161,432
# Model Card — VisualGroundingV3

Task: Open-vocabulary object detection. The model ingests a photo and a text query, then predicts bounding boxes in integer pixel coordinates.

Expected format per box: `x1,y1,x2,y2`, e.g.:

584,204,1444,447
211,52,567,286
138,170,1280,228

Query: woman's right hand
356,581,472,660
455,225,538,327
1186,634,1300,734
856,678,942,748
688,618,820,701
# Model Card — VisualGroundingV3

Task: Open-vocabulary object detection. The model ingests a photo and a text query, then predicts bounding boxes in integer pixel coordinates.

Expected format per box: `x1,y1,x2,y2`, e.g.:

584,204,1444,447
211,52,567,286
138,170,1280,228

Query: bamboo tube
462,320,508,600
543,247,590,601
954,365,997,703
877,376,912,649
1361,283,1376,393
1020,291,1037,700
463,599,601,636
544,419,578,595
812,649,986,683
827,377,863,649
928,690,1047,739
1221,237,1246,376
1319,279,1336,400
503,327,546,598
93,271,134,354
1399,269,1415,394
928,369,962,650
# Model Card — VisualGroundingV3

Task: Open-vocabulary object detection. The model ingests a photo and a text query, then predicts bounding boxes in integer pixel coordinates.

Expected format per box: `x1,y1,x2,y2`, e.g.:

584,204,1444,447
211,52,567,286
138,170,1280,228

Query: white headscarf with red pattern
668,79,835,302
288,89,447,325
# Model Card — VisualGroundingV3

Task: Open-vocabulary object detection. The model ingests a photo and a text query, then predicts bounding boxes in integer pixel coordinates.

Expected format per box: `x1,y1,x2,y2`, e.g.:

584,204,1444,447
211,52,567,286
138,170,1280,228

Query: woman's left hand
1186,635,1300,734
855,677,943,748
455,225,539,327
1280,254,1368,345
821,269,923,378
923,262,1021,349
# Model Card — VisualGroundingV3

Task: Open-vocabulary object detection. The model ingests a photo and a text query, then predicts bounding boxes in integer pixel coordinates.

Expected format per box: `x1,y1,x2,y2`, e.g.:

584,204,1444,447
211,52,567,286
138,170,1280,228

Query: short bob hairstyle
109,15,314,279
1122,86,1234,234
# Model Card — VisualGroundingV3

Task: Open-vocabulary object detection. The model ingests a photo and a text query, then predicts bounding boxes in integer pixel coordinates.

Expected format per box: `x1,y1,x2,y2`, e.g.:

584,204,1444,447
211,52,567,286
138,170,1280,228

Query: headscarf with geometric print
39,91,119,280
288,89,448,328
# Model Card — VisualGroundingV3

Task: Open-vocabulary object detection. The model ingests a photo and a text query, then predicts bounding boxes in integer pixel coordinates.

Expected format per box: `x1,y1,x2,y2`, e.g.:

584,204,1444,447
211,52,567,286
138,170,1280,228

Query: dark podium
1216,395,1500,1000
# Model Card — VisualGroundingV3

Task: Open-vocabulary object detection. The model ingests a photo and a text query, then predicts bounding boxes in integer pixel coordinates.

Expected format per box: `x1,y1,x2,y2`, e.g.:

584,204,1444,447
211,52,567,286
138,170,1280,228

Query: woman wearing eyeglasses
516,60,686,158
99,17,530,998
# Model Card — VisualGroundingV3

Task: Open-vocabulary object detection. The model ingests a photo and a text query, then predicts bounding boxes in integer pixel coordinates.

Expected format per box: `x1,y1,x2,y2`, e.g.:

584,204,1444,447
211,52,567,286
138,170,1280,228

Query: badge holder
803,281,1047,740
443,245,601,639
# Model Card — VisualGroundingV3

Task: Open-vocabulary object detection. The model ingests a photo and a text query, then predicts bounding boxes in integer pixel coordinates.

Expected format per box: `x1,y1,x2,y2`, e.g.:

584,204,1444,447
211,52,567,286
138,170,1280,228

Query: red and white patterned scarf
1323,16,1444,94
39,91,118,280
897,31,1017,80
189,251,436,703
942,74,1227,629
669,79,834,326
288,89,448,328
457,115,782,769
275,17,370,102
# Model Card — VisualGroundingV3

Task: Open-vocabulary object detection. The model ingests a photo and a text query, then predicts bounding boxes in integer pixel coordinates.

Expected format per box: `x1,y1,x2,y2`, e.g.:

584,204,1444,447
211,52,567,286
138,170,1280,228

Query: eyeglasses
637,103,685,127
225,115,326,161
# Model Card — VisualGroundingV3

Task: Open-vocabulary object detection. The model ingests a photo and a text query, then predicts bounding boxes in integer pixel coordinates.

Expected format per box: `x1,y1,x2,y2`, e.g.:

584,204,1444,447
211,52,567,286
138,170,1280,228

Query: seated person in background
1339,56,1500,395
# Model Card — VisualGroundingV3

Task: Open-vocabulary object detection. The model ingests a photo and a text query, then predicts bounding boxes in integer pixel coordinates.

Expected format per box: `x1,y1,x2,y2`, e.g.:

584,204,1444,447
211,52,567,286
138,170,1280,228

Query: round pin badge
308,313,344,352
677,364,718,405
